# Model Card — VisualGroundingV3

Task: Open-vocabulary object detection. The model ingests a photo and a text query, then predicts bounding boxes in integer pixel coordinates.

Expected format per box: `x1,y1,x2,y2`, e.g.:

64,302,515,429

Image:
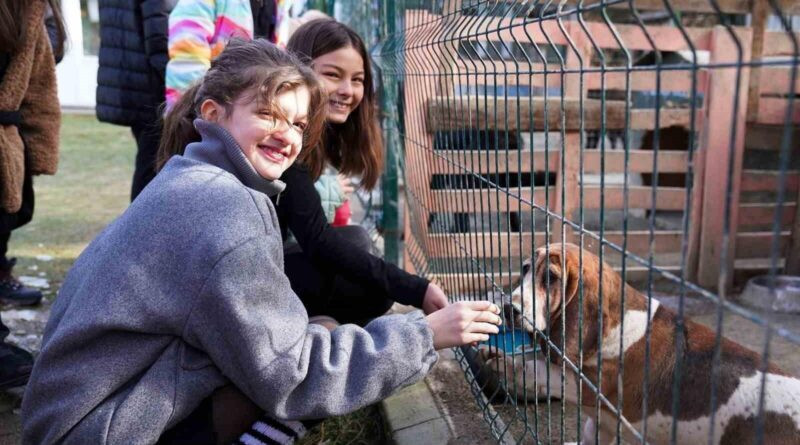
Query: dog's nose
502,303,518,322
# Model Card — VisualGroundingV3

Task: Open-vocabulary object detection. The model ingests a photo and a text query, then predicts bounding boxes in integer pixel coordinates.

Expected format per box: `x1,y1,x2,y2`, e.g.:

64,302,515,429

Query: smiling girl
22,39,501,445
164,6,449,325
280,19,450,326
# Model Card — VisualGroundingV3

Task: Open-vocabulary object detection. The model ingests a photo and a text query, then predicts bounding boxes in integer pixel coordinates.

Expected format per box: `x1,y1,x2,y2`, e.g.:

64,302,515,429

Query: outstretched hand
422,282,448,315
337,174,355,198
426,301,502,350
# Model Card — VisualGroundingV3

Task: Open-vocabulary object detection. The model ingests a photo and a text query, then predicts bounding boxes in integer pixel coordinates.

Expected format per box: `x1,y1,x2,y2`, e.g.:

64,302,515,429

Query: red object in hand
332,200,351,227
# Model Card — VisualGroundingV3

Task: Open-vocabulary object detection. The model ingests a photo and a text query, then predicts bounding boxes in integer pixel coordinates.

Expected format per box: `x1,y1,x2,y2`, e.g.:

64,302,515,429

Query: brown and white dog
482,243,800,444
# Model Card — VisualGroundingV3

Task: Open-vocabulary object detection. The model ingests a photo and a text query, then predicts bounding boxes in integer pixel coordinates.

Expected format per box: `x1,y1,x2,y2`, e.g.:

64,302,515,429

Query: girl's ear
200,99,224,122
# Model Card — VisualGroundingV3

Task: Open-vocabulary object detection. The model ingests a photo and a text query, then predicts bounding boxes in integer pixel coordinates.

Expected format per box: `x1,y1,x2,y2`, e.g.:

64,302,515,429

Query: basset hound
480,243,800,444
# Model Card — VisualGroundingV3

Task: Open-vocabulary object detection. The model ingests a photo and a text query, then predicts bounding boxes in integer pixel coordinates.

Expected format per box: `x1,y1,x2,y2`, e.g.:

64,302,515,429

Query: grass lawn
10,114,385,444
10,114,134,297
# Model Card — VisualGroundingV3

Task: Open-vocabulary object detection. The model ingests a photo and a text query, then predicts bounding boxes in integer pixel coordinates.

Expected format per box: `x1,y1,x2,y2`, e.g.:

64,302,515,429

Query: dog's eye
544,269,559,287
522,262,531,276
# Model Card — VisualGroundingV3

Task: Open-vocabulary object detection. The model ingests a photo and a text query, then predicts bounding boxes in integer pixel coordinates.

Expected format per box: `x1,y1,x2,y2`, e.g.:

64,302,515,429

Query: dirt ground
1,287,798,444
425,291,800,444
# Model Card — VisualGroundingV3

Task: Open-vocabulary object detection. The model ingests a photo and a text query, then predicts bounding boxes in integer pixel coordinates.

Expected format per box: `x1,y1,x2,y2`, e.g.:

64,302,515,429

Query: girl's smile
313,46,365,124
201,87,310,181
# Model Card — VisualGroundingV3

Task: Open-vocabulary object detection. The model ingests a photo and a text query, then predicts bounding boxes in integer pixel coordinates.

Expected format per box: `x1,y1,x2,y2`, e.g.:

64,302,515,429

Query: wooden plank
433,264,684,294
402,9,443,254
427,96,692,131
451,17,572,47
430,188,554,212
429,186,685,212
584,70,705,92
740,170,800,193
430,150,560,174
453,70,704,93
786,189,800,273
735,231,791,259
755,97,800,125
583,150,689,174
427,230,685,258
757,67,800,96
745,124,800,151
763,31,800,57
429,149,688,175
554,25,585,243
466,20,712,52
746,0,769,123
738,202,796,230
697,27,752,291
686,136,706,283
579,22,711,52
404,205,421,275
583,186,686,210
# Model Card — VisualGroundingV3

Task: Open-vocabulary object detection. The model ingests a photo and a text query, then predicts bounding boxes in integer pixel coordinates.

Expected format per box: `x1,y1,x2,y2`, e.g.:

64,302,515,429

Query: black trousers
130,120,162,201
284,225,394,326
0,171,34,340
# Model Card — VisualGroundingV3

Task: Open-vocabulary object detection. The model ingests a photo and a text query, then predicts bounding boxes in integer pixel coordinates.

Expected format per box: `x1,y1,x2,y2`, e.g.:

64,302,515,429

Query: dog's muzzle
503,303,521,323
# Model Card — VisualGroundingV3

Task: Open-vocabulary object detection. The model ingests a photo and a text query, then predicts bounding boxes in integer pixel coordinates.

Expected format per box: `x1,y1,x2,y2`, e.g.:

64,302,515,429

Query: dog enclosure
374,0,800,443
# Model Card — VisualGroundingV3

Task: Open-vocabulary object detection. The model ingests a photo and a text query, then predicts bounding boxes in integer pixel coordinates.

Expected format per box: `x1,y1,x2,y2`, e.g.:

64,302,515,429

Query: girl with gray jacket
21,39,501,445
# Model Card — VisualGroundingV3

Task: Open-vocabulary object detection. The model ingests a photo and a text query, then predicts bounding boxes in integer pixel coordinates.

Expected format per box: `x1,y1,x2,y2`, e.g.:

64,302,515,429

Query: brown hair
0,0,66,59
287,19,383,190
157,38,326,171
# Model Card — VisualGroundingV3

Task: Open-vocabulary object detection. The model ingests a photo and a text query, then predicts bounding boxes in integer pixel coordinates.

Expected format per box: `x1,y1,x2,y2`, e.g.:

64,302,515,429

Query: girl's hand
426,301,502,350
422,282,449,315
337,174,355,198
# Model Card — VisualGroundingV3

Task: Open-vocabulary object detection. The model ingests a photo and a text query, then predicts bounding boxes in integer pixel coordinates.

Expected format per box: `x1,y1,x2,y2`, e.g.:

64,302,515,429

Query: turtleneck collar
183,119,286,197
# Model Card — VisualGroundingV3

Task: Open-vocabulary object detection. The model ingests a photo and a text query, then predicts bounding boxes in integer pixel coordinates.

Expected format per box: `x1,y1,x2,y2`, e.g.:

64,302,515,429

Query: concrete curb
380,378,452,445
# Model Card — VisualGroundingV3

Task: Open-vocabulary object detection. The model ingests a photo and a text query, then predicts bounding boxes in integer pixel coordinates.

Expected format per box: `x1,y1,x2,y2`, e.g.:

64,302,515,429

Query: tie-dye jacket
165,0,253,108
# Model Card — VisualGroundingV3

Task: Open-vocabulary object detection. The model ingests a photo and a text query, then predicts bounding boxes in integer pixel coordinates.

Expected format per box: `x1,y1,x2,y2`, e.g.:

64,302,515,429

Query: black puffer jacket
96,0,175,125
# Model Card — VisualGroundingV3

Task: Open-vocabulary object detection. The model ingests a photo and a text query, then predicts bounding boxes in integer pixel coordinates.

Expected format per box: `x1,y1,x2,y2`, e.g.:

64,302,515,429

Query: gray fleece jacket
21,120,437,445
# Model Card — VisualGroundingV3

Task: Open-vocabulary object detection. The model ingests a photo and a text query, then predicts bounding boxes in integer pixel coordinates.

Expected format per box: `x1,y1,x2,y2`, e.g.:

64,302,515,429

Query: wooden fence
398,0,800,294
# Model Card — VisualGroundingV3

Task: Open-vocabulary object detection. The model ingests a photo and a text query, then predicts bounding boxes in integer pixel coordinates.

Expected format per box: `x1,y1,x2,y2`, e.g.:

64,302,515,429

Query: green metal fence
373,0,800,443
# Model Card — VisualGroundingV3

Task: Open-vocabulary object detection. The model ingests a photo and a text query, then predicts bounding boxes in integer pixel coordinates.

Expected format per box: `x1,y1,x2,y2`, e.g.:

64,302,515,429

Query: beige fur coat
0,0,60,213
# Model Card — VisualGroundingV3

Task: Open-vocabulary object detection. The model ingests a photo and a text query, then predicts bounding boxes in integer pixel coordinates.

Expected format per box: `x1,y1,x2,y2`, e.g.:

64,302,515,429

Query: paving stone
381,381,442,432
392,417,451,445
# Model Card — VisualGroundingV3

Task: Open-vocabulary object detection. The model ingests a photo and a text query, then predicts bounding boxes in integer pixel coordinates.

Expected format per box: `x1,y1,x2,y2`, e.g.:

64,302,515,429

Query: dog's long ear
562,248,580,308
547,247,580,323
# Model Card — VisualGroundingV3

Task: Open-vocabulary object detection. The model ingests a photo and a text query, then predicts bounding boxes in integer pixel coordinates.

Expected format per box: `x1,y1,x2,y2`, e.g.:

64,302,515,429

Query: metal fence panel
374,0,800,443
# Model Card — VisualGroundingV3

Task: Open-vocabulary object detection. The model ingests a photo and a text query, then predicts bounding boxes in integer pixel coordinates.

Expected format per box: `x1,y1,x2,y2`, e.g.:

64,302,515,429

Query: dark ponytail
155,39,327,172
156,83,202,171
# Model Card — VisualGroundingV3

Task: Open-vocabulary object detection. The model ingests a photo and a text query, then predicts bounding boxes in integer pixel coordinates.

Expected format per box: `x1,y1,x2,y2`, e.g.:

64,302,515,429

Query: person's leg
158,386,310,445
283,250,331,318
130,119,162,201
156,396,216,445
283,226,394,326
322,226,394,325
0,232,34,390
0,173,41,306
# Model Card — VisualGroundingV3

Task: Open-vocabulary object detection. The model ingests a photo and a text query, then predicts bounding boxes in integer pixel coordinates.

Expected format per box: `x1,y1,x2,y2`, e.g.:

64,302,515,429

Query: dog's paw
475,346,510,375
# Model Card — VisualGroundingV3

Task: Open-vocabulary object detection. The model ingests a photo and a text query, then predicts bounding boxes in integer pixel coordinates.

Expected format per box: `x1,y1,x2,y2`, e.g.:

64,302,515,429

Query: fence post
553,22,585,245
380,0,401,265
746,0,768,123
697,26,752,291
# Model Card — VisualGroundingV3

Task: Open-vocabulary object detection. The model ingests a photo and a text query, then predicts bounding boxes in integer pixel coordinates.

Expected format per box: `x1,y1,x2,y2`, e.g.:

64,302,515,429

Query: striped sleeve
165,0,254,108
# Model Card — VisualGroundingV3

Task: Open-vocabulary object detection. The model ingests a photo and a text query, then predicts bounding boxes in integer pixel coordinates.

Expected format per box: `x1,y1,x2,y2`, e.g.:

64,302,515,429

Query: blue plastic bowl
481,326,538,355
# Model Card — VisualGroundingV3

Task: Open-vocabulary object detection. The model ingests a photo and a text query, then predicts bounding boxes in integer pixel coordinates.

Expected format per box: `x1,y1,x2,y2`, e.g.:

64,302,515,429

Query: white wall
57,0,98,109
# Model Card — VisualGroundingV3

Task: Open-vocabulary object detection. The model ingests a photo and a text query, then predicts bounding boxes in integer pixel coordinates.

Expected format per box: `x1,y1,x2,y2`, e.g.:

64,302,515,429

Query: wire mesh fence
374,0,800,443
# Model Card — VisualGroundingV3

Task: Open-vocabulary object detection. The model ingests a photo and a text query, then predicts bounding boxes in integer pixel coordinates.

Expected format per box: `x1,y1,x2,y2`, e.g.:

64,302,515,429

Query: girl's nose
272,121,292,142
337,79,353,97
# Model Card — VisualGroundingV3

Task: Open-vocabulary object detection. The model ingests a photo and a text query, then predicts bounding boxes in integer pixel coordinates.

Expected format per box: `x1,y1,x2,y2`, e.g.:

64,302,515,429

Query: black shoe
0,342,33,390
0,258,42,306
